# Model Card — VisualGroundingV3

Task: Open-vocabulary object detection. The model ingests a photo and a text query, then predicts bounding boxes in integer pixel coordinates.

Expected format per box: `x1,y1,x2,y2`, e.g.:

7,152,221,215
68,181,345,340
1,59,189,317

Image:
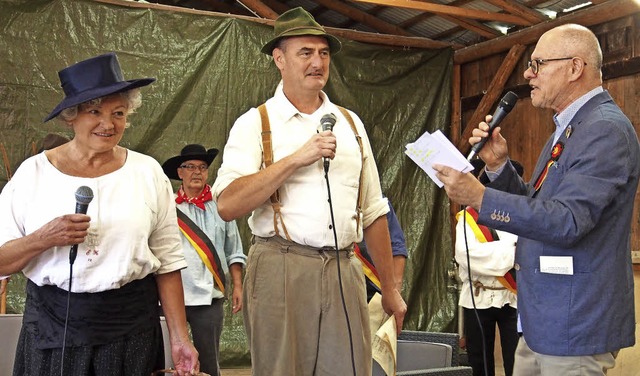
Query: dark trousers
463,305,518,376
186,299,224,376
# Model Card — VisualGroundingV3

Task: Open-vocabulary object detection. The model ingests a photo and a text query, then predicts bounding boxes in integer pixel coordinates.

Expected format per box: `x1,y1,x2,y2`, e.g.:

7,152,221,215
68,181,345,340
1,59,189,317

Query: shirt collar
272,82,333,124
553,86,603,143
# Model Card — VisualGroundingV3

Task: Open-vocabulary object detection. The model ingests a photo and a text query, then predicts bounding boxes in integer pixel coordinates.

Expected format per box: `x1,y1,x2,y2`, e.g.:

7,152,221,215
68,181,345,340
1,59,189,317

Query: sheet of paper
405,130,474,187
369,293,397,376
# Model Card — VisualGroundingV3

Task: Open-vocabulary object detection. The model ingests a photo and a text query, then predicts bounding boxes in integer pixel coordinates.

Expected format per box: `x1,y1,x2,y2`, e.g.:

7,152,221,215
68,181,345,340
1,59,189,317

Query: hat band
276,25,327,37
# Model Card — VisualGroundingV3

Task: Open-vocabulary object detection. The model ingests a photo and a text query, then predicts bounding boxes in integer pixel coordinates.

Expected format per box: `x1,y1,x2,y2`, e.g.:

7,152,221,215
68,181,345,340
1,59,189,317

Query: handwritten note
405,130,474,187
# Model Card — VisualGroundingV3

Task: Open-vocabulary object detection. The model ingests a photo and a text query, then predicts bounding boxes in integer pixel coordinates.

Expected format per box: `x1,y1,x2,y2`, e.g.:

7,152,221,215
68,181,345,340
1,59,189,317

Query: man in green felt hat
213,6,407,376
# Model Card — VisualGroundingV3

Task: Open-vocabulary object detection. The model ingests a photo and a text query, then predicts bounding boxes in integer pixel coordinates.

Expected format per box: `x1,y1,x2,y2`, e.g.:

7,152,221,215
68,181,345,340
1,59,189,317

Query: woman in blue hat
0,53,199,376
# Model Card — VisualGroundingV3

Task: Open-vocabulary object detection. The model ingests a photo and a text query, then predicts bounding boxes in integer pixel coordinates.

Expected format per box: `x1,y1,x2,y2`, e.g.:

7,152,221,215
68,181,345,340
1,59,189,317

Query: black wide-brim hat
261,7,342,55
162,144,219,180
44,52,156,122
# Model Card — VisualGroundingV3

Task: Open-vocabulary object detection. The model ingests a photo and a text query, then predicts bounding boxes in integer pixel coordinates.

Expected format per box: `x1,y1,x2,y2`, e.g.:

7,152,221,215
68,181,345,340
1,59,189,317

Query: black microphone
467,91,519,161
69,186,94,265
320,113,337,172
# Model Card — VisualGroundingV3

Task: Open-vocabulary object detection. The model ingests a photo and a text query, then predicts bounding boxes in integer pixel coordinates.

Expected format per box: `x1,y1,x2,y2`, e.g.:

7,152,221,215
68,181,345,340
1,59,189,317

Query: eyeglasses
179,164,208,172
527,57,585,75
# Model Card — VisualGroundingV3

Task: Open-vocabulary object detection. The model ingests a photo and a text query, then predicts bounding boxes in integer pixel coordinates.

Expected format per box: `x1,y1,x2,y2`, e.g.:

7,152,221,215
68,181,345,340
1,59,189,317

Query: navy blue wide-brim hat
44,52,156,122
162,144,219,180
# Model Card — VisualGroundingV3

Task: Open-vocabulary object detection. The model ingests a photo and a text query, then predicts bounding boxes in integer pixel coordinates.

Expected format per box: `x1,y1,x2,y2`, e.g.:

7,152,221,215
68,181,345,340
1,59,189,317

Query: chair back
0,314,23,373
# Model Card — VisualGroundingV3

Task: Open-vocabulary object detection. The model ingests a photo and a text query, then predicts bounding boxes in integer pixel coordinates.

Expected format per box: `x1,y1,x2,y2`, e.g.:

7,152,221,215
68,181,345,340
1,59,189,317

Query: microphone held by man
320,113,337,172
467,91,519,161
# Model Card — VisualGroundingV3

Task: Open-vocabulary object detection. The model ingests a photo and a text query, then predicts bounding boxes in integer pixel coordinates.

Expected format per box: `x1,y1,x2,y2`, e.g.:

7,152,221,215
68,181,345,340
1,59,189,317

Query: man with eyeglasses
434,24,638,375
162,144,246,376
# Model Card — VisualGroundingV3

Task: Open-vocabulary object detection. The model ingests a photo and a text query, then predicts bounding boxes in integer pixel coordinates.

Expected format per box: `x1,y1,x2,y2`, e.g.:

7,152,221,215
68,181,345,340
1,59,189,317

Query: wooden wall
456,14,640,262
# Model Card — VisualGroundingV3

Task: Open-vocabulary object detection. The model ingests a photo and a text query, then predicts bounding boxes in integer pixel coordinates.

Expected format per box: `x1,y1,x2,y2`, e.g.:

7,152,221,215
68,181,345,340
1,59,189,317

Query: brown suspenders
257,104,365,238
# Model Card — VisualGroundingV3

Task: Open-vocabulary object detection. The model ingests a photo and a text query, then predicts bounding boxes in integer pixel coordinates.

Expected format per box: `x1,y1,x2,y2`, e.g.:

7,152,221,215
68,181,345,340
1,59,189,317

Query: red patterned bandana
175,184,213,210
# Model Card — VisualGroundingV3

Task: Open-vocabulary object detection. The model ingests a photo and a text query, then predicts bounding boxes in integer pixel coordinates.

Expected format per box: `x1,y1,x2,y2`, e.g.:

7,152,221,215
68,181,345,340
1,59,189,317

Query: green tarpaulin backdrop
0,0,457,366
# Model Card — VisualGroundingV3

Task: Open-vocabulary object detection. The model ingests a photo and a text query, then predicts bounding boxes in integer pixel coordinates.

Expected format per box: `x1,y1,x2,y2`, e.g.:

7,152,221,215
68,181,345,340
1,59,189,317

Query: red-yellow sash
176,209,226,294
354,243,382,293
458,207,517,294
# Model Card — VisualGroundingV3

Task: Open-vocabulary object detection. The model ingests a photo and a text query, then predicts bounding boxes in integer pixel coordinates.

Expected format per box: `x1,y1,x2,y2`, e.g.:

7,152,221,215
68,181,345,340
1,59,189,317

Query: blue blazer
479,91,639,356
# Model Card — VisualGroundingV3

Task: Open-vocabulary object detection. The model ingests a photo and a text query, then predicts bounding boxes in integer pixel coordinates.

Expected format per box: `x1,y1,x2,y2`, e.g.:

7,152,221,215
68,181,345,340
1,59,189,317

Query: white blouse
0,150,186,293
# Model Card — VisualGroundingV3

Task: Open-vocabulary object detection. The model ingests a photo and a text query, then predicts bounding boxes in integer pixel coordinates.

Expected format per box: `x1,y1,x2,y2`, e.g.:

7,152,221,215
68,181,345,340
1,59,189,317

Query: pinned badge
565,125,573,139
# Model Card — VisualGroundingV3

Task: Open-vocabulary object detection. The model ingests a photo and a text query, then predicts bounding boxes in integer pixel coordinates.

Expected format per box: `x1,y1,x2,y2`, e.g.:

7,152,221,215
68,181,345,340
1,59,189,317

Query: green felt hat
261,7,342,55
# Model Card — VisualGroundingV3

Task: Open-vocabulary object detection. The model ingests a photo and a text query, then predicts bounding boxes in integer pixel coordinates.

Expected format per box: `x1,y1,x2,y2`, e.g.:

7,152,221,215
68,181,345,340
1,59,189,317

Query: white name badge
540,256,574,275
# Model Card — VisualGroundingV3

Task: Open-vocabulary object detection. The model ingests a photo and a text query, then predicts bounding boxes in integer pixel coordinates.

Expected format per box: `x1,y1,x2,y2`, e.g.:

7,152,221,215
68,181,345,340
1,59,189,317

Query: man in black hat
162,144,246,376
212,6,406,375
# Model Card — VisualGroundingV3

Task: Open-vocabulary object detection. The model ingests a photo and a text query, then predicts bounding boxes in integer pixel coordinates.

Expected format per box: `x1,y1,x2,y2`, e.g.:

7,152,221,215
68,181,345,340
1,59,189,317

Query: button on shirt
213,86,388,250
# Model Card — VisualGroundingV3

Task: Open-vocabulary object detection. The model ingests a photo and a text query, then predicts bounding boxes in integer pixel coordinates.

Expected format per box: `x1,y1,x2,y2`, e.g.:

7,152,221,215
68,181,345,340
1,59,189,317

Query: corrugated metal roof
143,0,602,48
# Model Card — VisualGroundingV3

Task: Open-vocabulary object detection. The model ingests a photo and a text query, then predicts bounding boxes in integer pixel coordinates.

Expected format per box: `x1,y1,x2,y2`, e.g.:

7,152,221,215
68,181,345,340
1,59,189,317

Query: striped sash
461,207,517,294
176,209,226,294
354,243,382,293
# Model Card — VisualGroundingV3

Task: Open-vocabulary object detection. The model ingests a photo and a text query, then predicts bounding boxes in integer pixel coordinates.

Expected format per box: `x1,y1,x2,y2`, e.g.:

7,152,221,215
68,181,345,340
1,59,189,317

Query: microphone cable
60,250,75,376
324,163,357,376
462,208,490,376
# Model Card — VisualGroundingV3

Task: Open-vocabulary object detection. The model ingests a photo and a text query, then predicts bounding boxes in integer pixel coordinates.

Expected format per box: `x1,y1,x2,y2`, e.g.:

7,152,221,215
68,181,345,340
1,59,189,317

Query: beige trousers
513,336,616,376
243,236,371,376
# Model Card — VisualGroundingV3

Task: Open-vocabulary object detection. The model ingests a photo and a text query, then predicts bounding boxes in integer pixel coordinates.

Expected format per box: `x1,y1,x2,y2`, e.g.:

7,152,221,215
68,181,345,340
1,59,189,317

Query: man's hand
381,287,407,333
290,130,336,167
231,285,242,314
471,115,509,170
432,165,485,210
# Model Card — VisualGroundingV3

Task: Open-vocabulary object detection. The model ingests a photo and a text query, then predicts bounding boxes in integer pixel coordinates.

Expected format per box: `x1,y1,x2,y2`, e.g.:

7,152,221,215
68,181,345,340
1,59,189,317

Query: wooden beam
462,55,640,111
315,0,415,37
483,0,547,24
325,25,453,49
450,64,463,255
602,55,640,79
451,64,462,148
439,14,503,39
236,0,278,19
454,0,640,64
456,44,527,154
352,0,532,25
260,0,290,14
95,0,455,49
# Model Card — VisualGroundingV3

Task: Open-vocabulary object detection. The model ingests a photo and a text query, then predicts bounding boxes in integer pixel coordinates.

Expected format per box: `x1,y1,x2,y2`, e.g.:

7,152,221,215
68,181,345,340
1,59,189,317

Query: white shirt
455,210,518,309
213,85,388,249
0,151,187,293
177,198,246,305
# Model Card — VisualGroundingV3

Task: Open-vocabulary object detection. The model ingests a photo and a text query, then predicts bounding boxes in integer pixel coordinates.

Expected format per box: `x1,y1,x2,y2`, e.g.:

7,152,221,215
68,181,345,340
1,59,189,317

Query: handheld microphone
320,113,337,172
467,91,519,161
69,186,94,265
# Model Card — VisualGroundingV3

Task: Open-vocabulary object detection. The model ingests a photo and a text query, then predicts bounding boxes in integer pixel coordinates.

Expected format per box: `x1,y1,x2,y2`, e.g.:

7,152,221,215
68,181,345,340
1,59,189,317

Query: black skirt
13,275,165,376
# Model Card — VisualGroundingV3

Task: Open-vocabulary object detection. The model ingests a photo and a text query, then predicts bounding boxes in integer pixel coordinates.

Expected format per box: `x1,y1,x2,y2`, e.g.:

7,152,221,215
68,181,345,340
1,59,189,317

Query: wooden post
455,44,526,155
1,279,7,314
0,143,12,315
450,64,462,257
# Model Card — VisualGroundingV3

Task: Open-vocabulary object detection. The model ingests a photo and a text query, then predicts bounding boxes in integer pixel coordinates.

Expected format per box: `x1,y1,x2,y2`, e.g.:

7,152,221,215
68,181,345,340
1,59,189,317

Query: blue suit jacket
479,91,639,356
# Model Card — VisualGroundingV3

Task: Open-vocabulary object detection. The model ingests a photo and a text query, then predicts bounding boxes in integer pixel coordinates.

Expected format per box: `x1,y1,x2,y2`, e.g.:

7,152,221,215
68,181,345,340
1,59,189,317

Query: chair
373,339,452,375
398,331,462,366
160,316,174,369
373,331,473,376
0,314,23,374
